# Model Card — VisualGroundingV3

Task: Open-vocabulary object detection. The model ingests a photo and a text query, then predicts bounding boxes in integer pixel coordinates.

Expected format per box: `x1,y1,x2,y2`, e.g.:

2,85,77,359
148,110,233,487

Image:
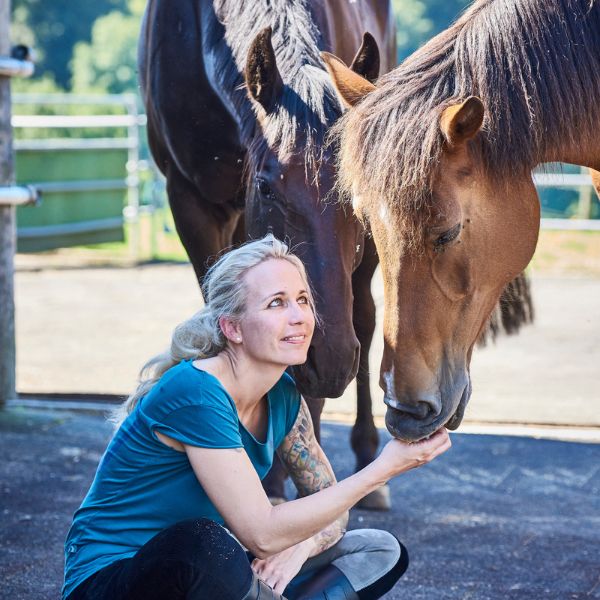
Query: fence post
0,0,16,408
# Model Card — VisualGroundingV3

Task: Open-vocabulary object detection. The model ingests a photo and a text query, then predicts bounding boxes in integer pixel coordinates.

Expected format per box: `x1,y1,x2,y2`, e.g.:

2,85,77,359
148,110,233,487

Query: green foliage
392,0,471,62
11,0,127,89
71,0,144,95
13,0,473,93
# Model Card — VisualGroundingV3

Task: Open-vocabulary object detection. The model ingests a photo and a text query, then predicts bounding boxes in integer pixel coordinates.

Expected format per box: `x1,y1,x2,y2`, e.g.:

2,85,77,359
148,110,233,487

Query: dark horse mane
206,0,341,174
335,0,600,242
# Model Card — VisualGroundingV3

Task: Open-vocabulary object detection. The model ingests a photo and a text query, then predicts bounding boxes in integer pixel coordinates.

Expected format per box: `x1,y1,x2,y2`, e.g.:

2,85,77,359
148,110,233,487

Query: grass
529,230,600,277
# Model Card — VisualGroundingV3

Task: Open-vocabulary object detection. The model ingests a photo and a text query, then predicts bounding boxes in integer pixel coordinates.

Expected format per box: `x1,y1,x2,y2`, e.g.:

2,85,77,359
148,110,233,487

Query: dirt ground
13,255,600,429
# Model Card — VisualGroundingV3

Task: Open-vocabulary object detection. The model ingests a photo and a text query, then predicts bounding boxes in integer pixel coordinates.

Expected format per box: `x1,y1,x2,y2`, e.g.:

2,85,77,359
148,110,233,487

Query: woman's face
238,259,315,368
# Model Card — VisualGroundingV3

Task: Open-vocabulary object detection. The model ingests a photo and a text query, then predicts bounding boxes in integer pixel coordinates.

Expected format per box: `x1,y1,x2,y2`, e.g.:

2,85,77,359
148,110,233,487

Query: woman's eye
433,223,461,252
297,296,309,304
268,298,283,308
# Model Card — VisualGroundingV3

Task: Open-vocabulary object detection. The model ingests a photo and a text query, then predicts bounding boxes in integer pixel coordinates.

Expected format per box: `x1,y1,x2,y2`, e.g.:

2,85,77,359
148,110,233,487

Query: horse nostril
387,399,439,421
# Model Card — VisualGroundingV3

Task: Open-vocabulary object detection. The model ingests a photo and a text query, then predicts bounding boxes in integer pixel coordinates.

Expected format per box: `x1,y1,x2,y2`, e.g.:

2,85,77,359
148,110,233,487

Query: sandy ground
13,258,600,427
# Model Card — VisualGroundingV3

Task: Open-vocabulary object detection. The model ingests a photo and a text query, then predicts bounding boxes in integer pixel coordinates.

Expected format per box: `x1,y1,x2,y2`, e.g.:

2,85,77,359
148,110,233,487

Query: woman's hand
251,538,315,594
374,428,452,481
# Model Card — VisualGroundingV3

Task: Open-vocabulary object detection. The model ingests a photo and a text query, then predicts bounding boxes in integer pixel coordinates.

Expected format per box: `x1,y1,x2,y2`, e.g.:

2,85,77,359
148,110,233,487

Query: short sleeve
151,404,243,449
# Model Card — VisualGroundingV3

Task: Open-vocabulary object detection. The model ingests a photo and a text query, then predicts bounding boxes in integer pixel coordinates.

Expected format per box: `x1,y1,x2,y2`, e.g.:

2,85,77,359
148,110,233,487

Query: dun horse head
324,0,600,441
243,28,381,398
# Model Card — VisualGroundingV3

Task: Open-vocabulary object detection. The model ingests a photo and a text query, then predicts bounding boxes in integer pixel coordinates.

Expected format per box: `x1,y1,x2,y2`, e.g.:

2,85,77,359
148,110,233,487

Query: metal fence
10,94,600,254
534,170,599,231
12,93,147,253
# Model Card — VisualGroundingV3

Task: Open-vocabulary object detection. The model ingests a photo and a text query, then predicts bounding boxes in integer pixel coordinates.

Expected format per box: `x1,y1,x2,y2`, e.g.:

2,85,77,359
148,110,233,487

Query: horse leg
262,396,325,503
352,236,391,510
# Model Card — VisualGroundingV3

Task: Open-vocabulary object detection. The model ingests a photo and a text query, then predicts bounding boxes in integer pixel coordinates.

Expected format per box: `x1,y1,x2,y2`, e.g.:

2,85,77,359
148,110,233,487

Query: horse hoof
268,496,287,506
356,484,391,511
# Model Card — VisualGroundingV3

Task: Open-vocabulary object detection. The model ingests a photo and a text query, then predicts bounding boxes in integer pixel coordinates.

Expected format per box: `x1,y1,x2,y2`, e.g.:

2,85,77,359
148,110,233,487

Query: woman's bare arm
184,420,450,558
276,399,347,556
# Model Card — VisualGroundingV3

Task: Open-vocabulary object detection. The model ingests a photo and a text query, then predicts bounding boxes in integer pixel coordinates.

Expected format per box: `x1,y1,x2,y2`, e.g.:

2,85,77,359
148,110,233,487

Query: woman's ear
219,316,243,344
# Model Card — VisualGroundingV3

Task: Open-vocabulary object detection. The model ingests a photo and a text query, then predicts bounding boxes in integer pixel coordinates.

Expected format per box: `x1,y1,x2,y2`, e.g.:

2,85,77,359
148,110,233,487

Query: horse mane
207,1,341,173
335,0,600,245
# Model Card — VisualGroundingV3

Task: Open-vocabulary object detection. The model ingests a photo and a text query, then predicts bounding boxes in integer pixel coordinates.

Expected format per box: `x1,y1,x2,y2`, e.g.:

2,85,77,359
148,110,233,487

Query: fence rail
12,93,142,254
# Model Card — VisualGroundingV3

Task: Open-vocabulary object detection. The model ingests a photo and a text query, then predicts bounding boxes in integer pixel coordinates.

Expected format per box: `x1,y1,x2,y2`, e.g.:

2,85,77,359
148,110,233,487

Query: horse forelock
335,0,600,248
209,0,342,179
253,65,342,170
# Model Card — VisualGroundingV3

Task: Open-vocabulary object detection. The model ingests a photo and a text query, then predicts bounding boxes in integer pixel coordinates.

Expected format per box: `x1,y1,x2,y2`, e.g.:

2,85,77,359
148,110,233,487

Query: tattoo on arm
277,399,349,555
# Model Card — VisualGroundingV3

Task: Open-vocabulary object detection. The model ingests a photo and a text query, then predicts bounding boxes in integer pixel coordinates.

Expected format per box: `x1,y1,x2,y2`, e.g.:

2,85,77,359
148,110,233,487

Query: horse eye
256,178,273,198
433,223,462,252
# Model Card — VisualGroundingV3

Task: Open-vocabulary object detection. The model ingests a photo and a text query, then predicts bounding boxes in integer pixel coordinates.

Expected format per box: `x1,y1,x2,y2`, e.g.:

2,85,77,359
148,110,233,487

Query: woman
63,235,451,600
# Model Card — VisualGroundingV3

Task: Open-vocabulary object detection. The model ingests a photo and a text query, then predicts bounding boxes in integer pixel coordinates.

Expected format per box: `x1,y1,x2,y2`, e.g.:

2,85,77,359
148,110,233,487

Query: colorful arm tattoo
277,399,349,555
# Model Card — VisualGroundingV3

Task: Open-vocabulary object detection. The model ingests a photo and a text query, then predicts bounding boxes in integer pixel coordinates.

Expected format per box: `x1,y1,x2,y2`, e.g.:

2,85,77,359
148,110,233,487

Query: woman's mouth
282,334,307,344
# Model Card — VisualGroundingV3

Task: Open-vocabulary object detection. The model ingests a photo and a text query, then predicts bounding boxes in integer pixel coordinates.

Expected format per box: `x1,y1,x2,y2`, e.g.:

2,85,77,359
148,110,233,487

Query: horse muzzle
383,377,471,441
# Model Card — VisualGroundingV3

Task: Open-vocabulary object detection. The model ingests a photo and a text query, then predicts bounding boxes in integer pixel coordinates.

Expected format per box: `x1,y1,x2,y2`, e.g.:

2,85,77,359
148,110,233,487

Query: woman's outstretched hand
374,428,452,481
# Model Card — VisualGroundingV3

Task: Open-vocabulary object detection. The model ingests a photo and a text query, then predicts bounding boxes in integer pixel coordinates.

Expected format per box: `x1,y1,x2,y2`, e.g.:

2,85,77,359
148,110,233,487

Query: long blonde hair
111,234,315,427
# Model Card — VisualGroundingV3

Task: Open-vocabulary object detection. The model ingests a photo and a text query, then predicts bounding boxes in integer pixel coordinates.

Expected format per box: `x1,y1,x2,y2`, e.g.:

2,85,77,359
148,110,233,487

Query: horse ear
245,26,283,112
349,32,380,83
321,51,376,108
440,96,485,147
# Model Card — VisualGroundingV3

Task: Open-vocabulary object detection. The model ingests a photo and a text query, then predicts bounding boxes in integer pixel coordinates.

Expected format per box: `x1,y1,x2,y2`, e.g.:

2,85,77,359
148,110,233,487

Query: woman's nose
288,301,307,323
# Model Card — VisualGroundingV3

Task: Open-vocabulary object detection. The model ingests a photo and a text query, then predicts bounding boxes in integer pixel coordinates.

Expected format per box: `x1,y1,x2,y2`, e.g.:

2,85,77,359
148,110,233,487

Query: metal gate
12,93,144,252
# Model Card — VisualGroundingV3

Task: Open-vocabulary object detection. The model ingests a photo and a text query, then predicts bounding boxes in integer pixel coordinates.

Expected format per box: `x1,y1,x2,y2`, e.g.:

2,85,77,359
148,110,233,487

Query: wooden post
0,0,16,407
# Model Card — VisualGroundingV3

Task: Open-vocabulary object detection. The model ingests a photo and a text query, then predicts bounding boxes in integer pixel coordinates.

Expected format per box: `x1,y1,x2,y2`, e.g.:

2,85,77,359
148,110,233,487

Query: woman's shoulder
142,359,235,415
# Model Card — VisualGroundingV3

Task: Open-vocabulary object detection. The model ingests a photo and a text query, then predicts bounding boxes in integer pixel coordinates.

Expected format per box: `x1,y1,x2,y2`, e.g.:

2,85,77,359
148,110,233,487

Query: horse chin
444,380,471,431
385,380,471,442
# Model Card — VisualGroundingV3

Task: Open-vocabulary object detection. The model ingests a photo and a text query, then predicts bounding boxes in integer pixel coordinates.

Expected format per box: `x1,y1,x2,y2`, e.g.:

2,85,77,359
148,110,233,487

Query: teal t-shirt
62,359,301,599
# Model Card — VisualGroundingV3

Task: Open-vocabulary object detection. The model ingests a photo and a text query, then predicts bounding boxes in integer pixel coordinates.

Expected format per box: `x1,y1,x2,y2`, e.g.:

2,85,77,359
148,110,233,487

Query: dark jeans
66,519,408,600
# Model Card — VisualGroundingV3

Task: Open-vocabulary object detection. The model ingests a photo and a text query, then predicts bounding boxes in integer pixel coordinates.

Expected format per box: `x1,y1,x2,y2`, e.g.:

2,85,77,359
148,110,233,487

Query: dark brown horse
325,0,600,441
138,1,396,506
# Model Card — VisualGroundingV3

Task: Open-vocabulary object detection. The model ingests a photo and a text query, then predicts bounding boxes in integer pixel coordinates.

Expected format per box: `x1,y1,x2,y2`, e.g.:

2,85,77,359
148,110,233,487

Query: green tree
393,0,470,62
71,0,143,95
11,0,127,89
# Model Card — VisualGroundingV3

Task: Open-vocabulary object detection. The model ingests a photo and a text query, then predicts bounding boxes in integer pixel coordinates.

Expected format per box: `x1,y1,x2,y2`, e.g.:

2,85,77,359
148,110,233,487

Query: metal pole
577,168,593,219
125,94,140,261
0,0,16,407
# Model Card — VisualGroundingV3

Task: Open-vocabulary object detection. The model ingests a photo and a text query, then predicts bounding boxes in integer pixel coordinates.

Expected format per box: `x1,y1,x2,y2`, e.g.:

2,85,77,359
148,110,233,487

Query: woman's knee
144,518,245,565
329,529,408,597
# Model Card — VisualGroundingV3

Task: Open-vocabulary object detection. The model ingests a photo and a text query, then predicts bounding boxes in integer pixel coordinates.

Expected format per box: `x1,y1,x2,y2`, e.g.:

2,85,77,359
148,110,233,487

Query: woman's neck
194,352,284,414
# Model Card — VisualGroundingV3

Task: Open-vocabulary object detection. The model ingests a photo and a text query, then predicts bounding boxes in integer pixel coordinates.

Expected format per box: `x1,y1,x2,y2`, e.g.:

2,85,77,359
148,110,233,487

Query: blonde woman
63,235,451,600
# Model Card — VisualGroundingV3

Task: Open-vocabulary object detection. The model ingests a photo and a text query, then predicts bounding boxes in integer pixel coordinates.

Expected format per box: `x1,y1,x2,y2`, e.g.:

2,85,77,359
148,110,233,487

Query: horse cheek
430,251,473,302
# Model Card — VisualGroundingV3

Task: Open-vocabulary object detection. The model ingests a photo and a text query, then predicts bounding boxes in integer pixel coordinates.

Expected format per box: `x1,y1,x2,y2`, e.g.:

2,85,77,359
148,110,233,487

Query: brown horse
138,1,396,506
324,0,600,441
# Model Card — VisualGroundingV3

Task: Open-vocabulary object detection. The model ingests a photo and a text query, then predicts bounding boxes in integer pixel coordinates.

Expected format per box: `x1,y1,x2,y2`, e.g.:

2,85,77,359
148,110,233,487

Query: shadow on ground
1,408,599,600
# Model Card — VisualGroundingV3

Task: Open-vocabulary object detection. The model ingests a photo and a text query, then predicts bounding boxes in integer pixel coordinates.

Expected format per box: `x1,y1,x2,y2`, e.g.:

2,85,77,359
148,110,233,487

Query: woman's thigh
68,519,254,600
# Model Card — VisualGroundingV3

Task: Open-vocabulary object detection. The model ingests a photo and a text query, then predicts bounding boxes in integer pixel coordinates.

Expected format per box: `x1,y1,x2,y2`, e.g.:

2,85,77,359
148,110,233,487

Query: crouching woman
62,235,451,600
